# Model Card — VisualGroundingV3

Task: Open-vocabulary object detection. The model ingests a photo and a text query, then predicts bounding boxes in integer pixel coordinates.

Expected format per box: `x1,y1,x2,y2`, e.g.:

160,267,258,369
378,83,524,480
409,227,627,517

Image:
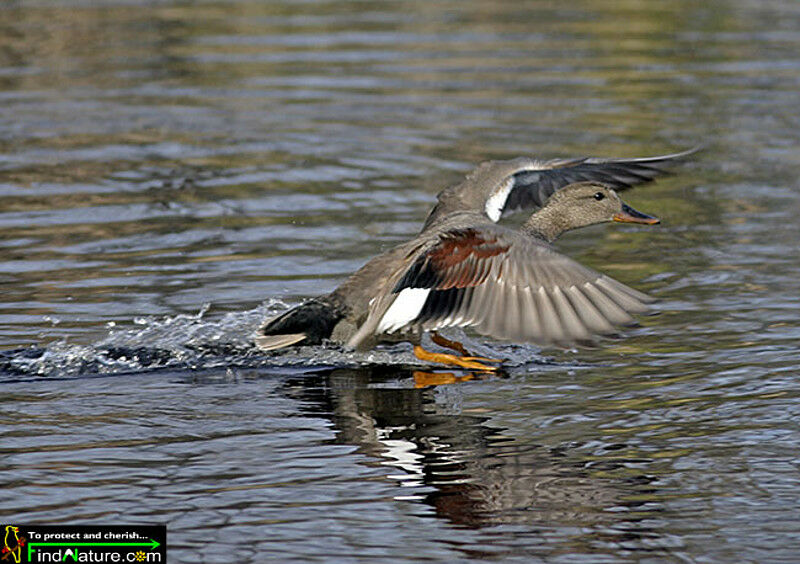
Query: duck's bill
613,203,660,225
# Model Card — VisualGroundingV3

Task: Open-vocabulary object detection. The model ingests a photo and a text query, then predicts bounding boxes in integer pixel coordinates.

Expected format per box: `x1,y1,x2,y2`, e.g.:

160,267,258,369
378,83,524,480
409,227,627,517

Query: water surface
2,1,800,562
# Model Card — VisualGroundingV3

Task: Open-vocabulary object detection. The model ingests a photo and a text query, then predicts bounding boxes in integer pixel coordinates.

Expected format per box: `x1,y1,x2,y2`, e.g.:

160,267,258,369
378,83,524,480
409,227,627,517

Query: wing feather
519,285,542,341
551,286,591,342
500,148,697,217
596,277,651,313
535,286,566,344
581,282,635,325
565,285,616,334
348,222,655,348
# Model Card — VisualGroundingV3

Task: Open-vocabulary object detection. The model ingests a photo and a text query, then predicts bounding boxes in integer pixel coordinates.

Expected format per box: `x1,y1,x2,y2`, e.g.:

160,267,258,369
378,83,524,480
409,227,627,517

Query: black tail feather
260,297,345,346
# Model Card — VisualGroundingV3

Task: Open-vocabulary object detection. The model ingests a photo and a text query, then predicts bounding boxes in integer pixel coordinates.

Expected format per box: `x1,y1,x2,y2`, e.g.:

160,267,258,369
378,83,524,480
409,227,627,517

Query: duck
258,181,660,370
255,150,700,351
256,150,690,355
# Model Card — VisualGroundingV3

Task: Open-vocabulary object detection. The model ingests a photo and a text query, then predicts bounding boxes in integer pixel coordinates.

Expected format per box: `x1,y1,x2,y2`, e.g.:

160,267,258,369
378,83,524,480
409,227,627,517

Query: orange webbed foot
414,345,500,372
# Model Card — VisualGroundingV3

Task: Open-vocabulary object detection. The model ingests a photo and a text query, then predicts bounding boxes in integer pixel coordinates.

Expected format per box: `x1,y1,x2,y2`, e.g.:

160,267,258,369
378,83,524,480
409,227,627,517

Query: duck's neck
521,206,573,243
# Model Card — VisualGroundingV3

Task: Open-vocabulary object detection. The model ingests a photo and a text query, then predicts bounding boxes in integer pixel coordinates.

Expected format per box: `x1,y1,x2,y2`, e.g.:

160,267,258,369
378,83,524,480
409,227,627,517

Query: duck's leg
430,331,502,363
413,344,498,372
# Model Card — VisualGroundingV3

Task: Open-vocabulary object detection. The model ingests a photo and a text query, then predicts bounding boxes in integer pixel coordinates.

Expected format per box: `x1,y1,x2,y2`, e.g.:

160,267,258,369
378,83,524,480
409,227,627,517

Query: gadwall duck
422,148,695,228
258,182,659,370
257,150,691,355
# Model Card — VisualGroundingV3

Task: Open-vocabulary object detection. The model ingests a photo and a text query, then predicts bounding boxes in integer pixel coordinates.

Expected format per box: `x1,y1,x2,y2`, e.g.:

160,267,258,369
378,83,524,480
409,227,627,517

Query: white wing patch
377,288,430,334
484,177,514,222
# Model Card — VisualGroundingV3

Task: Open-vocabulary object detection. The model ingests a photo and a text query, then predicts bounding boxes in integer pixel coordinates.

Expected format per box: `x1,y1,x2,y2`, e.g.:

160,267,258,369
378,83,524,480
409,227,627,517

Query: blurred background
2,1,799,562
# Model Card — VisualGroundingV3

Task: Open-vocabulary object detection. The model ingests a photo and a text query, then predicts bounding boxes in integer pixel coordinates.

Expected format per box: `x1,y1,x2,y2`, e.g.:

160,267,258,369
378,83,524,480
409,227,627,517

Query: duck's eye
593,192,605,201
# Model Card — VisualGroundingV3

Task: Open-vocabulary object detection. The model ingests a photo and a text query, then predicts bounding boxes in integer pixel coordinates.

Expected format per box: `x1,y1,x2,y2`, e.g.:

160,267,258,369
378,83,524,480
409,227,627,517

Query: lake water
2,1,800,562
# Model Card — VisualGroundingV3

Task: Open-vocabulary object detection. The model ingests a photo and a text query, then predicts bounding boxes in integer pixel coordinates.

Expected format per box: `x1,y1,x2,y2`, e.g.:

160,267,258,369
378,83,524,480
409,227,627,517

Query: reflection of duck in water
260,182,660,370
2,526,21,564
282,367,661,539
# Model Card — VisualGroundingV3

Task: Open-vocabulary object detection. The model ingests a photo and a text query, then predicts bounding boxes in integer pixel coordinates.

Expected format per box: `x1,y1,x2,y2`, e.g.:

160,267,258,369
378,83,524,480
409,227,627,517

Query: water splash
1,299,552,381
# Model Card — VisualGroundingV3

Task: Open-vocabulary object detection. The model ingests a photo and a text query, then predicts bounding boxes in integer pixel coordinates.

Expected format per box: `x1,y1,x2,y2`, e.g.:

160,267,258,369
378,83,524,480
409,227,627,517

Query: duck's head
524,181,659,241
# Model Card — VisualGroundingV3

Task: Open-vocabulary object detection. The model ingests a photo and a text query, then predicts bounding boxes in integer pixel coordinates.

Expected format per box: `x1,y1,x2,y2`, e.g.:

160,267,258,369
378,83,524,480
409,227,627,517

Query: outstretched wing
487,148,698,221
350,226,654,348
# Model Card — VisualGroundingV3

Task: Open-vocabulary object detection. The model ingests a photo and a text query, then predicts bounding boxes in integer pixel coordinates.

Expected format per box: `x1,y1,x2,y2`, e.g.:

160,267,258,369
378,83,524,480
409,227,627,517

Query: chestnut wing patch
393,229,510,292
